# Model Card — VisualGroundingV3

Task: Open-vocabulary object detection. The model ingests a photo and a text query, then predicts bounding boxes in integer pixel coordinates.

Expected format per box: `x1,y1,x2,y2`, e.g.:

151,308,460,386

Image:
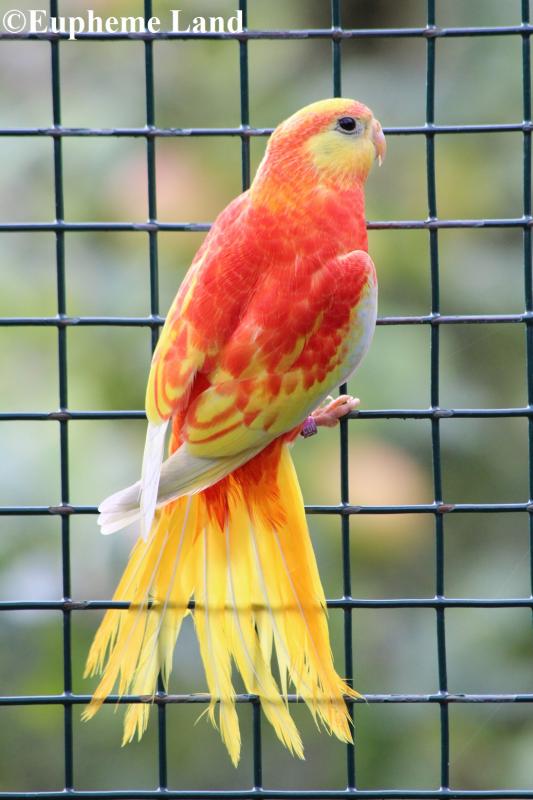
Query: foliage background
0,0,532,791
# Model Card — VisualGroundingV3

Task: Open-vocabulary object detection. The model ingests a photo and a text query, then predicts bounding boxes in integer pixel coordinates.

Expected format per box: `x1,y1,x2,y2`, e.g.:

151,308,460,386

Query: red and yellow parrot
83,98,386,764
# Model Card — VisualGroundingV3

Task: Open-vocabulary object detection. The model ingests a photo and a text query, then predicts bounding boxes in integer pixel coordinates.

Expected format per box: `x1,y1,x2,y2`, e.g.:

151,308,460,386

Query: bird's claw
301,395,360,437
312,394,360,427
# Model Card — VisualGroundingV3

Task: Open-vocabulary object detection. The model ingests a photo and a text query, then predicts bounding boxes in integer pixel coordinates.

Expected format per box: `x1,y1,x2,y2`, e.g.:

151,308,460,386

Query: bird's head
256,98,386,195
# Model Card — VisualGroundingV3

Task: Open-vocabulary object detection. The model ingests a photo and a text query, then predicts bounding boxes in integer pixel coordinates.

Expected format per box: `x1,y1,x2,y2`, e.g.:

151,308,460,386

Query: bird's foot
301,395,360,437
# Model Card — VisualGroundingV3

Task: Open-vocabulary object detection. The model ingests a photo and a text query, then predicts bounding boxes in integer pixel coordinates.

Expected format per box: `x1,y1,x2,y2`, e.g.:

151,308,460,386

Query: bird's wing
181,249,377,459
139,191,259,535
145,192,254,425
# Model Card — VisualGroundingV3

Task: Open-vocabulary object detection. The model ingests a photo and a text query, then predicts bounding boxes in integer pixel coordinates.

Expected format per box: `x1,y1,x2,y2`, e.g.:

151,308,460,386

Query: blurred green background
1,0,533,791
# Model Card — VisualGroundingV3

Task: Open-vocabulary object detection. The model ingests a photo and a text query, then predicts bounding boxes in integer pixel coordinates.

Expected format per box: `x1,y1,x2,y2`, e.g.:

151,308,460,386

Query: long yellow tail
83,442,359,765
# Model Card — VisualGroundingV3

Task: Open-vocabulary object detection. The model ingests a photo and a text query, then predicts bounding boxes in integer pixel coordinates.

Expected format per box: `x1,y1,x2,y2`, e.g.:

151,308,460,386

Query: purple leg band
301,416,318,438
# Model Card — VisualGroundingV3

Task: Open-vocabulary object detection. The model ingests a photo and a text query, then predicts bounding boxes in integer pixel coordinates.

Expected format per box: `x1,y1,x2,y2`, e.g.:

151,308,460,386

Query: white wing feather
139,420,169,540
97,440,265,536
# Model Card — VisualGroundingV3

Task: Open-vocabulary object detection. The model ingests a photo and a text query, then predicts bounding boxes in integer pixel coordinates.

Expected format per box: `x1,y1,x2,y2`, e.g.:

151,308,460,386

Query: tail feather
194,525,241,766
224,506,304,759
248,520,296,700
84,441,359,764
122,497,196,743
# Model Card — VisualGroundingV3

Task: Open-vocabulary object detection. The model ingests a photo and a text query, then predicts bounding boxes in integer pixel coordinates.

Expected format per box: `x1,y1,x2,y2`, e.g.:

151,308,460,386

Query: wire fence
0,0,532,797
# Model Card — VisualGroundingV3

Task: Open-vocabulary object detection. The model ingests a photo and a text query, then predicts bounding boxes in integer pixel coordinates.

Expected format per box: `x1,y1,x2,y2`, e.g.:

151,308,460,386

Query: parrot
83,97,386,765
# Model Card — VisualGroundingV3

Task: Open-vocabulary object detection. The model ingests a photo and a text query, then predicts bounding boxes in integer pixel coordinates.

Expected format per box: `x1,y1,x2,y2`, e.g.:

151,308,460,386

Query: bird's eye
337,116,359,134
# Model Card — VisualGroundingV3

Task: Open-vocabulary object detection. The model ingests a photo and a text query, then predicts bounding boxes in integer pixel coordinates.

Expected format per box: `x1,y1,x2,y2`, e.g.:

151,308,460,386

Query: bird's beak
372,119,386,167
